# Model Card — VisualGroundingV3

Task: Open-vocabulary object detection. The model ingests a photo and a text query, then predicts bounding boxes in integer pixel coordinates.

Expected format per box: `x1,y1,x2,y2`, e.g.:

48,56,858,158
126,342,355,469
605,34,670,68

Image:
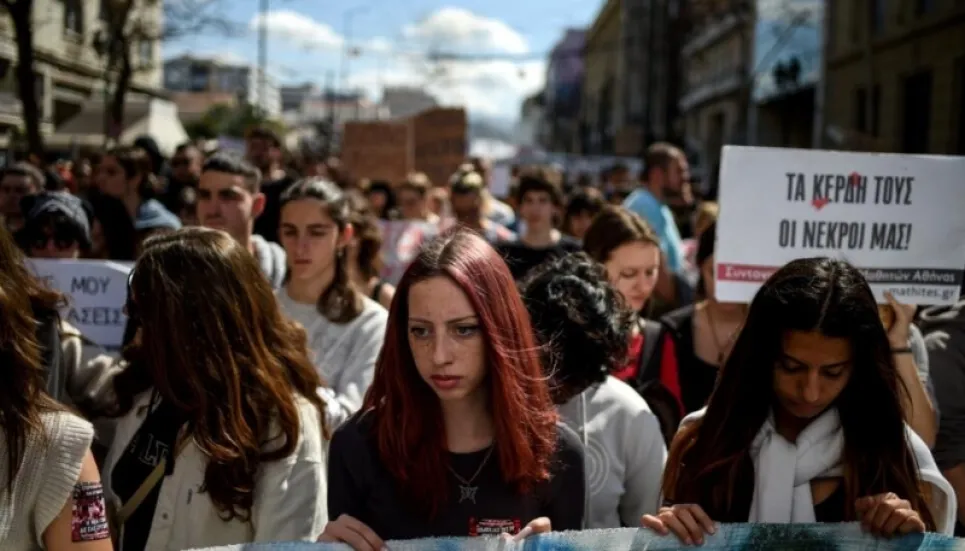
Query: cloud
249,10,345,50
402,7,529,55
247,7,538,120
347,58,544,120
248,10,395,55
164,49,248,65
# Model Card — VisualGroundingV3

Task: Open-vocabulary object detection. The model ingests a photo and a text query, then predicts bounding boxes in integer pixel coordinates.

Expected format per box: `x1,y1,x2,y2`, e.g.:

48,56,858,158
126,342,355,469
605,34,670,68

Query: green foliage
184,103,286,140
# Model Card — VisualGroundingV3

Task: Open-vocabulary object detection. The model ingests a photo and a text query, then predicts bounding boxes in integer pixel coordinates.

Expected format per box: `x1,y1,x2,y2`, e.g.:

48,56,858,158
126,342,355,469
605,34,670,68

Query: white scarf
678,407,957,534
748,408,844,523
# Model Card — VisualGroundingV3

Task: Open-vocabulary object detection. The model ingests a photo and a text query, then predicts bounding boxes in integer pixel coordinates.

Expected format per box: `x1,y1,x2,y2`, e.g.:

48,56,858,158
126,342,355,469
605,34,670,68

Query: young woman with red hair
319,228,585,549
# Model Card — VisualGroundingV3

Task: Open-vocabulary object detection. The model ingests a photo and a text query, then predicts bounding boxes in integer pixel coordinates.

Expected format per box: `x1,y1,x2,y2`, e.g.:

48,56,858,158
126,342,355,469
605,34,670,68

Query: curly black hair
520,252,636,403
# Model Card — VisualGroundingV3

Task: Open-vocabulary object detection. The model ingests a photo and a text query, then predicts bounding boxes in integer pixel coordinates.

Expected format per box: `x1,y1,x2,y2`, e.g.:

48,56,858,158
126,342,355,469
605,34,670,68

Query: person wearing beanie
134,197,182,255
18,191,114,412
19,191,92,259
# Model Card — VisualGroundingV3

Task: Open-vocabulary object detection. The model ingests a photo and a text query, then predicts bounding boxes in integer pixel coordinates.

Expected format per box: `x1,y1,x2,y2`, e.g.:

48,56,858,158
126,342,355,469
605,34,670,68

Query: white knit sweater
0,411,94,550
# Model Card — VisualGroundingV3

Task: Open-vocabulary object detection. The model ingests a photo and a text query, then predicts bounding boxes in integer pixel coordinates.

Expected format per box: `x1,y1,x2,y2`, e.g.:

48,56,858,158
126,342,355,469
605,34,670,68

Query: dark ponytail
280,177,364,324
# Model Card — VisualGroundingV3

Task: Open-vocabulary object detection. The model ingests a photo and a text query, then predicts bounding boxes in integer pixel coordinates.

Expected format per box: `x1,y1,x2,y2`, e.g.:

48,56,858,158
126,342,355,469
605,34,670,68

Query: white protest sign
715,146,965,305
29,259,133,349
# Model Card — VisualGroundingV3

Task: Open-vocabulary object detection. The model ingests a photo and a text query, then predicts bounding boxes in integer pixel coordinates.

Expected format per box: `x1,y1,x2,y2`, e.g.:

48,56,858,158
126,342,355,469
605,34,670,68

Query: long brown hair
582,205,660,263
111,227,326,521
279,178,364,323
364,228,559,517
346,189,384,281
104,146,162,200
662,258,935,528
0,224,64,490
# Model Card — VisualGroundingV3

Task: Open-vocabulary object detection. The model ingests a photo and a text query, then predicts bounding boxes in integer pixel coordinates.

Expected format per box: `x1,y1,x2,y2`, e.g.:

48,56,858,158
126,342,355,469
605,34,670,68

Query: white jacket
102,391,328,550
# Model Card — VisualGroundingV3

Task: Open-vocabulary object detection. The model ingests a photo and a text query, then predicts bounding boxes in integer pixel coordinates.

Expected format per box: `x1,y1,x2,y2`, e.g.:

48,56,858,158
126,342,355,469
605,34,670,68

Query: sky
163,0,602,122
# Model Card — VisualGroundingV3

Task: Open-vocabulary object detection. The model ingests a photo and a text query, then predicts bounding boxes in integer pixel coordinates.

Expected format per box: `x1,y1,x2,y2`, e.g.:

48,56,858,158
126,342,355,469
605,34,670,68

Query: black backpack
629,319,683,445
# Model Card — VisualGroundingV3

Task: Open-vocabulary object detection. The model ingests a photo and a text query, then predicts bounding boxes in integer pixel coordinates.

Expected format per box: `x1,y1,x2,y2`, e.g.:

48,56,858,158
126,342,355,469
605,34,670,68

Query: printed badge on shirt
72,482,110,542
469,517,520,536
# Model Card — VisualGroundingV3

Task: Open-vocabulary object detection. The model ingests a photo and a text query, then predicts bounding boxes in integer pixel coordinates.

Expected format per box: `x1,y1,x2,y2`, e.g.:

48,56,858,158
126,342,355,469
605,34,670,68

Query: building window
871,0,887,35
63,0,84,35
854,84,881,136
901,69,933,153
139,41,153,65
915,0,935,17
850,2,862,44
99,0,109,22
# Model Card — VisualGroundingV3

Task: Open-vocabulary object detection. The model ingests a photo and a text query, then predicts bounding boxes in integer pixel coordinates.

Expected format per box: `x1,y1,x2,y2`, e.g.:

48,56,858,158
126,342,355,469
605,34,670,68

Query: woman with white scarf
641,257,957,545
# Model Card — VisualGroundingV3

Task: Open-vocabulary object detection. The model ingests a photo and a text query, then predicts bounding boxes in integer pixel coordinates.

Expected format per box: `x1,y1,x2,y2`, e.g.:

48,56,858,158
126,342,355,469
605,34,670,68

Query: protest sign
29,259,132,349
411,107,467,188
715,146,965,305
341,122,412,184
190,523,964,550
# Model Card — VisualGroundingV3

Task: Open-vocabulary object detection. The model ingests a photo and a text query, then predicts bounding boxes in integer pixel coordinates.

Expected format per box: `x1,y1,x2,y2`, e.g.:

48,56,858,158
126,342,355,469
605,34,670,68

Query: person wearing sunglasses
19,191,92,259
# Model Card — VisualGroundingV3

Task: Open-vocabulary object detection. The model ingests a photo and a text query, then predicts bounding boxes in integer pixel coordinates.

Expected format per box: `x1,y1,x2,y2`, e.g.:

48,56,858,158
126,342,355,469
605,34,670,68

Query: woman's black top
698,476,846,523
660,305,720,414
111,396,188,551
813,485,846,522
328,412,585,540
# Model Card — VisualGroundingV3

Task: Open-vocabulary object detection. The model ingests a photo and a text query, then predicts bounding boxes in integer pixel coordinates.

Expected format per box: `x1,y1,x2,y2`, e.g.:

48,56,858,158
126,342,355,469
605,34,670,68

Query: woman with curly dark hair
99,227,330,550
522,252,666,529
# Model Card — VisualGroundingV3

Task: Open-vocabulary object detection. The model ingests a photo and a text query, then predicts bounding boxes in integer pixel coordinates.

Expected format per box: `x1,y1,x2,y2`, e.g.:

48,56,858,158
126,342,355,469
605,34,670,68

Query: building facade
823,0,965,154
381,86,438,120
0,0,163,145
541,29,585,153
678,0,754,193
163,54,282,118
280,82,318,113
579,0,623,155
748,0,824,150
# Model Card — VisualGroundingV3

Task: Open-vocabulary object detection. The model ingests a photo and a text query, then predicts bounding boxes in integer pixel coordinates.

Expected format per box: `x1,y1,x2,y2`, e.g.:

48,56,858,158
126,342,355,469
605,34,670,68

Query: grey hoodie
252,234,287,289
558,376,667,528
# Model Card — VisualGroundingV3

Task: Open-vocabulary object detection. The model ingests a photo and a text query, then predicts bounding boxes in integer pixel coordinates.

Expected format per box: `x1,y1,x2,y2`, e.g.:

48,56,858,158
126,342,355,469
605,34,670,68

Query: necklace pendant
458,485,478,504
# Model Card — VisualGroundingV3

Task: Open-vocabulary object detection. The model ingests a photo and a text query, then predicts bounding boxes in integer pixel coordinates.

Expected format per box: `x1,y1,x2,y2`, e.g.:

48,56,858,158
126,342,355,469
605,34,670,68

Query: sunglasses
30,227,78,251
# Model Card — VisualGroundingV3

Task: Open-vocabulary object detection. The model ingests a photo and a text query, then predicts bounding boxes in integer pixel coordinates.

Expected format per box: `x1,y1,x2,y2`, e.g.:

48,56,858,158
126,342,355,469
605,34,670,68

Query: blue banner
191,523,965,550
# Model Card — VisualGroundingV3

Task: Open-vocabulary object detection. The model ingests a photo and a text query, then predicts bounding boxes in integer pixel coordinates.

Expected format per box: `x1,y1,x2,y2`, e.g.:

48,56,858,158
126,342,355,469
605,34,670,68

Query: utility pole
258,0,269,116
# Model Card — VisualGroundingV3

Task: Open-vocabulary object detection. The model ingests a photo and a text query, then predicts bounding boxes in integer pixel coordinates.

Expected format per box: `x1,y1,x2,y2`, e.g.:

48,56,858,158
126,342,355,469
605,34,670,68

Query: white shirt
102,392,328,550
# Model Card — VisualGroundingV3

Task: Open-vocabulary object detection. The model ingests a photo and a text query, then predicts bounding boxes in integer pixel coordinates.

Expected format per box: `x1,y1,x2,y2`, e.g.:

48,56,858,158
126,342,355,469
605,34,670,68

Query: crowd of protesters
1,128,964,551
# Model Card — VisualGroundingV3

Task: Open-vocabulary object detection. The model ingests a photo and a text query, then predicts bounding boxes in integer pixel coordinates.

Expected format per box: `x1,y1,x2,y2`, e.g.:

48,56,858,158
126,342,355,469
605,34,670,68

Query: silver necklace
447,445,495,504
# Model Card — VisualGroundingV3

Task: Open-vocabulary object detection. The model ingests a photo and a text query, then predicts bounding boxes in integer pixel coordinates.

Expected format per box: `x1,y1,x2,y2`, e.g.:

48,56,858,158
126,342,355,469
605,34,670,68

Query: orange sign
410,107,468,188
340,122,412,184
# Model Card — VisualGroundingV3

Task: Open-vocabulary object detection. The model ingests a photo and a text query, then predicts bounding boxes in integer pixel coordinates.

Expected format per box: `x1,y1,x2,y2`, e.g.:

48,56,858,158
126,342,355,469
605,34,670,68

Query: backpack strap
634,318,683,444
636,318,663,378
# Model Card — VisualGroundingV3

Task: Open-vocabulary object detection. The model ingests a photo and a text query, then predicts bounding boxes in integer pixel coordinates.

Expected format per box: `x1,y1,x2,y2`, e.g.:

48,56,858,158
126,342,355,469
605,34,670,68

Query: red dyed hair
362,227,559,516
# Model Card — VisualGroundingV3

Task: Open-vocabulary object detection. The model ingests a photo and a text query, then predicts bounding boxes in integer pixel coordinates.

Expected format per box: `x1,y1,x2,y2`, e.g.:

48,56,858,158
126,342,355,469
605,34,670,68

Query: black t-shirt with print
111,396,187,551
327,411,585,540
496,237,582,283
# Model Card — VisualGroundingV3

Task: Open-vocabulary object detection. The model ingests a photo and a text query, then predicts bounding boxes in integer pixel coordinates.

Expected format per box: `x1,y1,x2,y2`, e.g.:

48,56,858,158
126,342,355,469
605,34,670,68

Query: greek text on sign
29,259,132,349
715,146,965,305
